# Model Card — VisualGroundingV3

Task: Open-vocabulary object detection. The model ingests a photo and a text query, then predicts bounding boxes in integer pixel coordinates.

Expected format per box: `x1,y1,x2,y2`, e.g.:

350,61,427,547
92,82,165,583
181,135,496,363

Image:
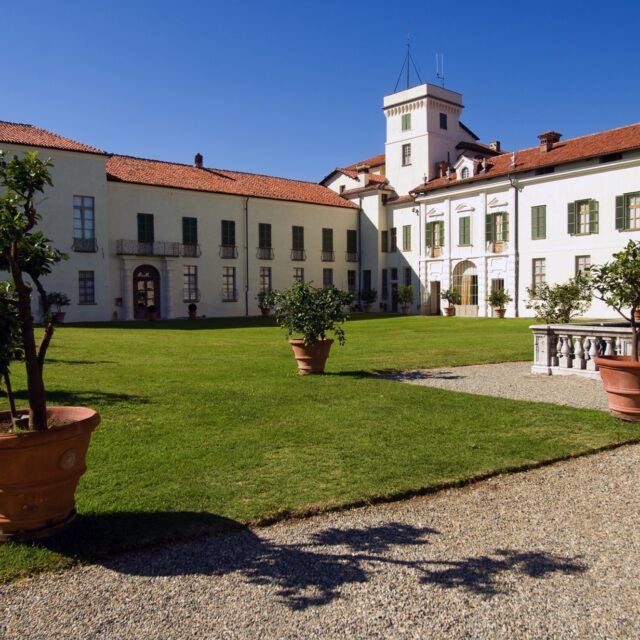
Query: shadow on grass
37,517,587,610
9,389,149,406
45,358,117,365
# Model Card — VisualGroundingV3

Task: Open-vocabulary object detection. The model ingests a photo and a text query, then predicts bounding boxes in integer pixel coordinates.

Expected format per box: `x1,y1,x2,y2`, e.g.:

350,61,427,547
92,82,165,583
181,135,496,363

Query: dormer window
339,185,346,194
401,113,411,131
461,167,470,179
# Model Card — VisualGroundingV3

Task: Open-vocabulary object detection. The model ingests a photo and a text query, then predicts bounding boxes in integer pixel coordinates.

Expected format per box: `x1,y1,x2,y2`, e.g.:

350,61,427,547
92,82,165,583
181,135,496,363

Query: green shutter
615,195,625,230
502,213,509,241
589,199,599,234
425,222,433,247
485,213,493,242
541,206,546,238
532,206,545,240
439,222,445,247
459,217,469,245
567,202,576,235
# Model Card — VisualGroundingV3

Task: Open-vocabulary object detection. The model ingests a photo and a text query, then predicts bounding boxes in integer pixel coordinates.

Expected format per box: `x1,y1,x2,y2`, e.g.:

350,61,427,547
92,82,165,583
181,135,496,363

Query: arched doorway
133,265,160,319
452,260,478,317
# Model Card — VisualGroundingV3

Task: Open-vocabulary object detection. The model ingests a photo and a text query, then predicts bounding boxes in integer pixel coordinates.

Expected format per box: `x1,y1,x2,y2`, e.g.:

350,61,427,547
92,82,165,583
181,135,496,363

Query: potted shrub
525,274,591,323
188,302,198,320
397,284,414,315
440,287,461,316
590,240,640,421
488,288,512,318
256,290,273,317
147,304,158,321
0,150,100,539
45,291,71,323
268,281,353,374
360,288,377,312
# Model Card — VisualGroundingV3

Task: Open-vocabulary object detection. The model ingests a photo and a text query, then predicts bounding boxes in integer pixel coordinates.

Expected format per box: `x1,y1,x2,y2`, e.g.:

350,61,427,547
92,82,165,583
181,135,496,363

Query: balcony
182,243,201,258
345,251,358,262
291,249,306,261
183,288,201,303
219,245,238,259
221,288,238,302
321,250,335,262
72,237,97,253
257,247,274,260
117,240,180,257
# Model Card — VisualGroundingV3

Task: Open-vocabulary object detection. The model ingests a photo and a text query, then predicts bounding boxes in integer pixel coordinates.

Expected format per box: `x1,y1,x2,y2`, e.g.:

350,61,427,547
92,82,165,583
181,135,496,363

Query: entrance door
430,281,441,315
133,265,160,319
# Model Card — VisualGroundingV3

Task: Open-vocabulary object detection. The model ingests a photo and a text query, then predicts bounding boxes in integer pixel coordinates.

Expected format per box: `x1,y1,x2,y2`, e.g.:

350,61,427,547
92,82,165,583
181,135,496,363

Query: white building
1,81,639,321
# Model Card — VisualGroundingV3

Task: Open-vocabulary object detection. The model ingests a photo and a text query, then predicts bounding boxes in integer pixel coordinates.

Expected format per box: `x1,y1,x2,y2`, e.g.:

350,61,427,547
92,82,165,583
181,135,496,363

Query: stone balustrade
530,322,637,378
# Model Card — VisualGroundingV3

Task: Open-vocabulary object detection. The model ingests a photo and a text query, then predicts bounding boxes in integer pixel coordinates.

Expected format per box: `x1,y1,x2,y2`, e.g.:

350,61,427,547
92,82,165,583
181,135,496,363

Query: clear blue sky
4,0,638,182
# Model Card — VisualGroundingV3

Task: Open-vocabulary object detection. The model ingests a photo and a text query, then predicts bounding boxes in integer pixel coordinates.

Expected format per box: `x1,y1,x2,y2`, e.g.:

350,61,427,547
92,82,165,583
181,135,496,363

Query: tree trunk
2,372,17,420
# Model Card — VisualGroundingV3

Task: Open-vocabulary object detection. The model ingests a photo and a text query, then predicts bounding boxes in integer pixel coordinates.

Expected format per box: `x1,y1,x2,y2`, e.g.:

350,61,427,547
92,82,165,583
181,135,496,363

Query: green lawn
1,315,638,582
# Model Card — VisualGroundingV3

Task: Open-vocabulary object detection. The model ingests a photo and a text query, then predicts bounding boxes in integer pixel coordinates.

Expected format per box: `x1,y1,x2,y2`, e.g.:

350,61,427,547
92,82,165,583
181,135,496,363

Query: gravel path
2,444,639,639
381,361,610,411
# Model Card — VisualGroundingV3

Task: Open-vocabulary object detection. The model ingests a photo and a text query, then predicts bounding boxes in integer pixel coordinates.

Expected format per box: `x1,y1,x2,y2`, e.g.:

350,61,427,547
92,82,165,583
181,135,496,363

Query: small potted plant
268,281,353,374
147,304,158,321
488,288,512,318
440,287,461,316
360,288,377,312
45,291,71,323
188,302,198,320
590,240,640,421
257,290,273,317
0,150,100,539
397,285,414,315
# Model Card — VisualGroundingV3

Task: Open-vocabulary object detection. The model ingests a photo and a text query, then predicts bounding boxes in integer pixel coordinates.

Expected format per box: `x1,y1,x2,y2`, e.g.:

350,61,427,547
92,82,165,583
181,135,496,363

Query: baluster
550,334,559,367
603,336,615,357
585,336,598,371
574,335,586,370
560,334,573,368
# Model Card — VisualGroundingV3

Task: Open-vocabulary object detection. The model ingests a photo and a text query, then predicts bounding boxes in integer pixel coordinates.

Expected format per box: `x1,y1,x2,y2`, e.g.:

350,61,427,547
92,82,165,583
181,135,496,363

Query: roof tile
0,121,105,155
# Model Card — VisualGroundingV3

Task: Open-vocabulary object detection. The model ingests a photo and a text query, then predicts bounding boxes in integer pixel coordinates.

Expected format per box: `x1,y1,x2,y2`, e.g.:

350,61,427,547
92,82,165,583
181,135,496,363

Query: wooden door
133,265,160,319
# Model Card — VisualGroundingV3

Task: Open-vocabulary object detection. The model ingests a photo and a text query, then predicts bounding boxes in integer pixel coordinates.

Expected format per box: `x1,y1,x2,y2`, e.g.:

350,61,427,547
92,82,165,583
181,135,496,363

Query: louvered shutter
589,200,599,234
439,222,445,247
425,222,433,248
541,206,546,238
615,195,625,230
485,213,493,242
567,202,576,235
502,213,509,241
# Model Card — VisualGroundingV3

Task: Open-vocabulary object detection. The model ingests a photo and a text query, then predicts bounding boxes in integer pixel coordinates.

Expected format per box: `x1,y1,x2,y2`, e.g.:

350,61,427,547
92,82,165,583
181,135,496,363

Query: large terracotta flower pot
260,306,272,317
288,339,334,375
444,306,455,317
594,355,640,421
493,308,506,318
0,406,100,540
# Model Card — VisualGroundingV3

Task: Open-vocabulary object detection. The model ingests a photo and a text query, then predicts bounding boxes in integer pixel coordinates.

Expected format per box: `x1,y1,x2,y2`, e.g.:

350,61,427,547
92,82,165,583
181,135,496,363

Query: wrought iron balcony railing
290,249,306,261
219,245,238,259
116,240,180,257
345,251,358,262
257,247,274,260
182,243,201,258
321,250,335,262
72,237,98,253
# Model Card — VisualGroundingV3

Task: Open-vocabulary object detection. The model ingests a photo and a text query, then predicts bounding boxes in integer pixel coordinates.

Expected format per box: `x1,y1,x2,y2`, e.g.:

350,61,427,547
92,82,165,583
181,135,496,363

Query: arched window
461,167,470,179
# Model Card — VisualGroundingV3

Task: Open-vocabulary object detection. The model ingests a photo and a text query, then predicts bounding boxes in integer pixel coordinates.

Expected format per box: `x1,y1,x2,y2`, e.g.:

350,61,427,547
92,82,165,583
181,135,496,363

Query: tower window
402,144,411,166
401,113,411,131
439,113,448,130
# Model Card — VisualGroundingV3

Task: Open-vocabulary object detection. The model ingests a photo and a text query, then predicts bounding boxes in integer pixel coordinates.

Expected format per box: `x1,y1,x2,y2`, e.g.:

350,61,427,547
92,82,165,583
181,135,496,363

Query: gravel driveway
2,443,638,639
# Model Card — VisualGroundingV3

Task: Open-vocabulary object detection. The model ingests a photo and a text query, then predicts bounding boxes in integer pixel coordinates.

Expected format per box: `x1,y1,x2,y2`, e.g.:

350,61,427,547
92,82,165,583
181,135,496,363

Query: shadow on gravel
82,521,587,610
382,370,465,381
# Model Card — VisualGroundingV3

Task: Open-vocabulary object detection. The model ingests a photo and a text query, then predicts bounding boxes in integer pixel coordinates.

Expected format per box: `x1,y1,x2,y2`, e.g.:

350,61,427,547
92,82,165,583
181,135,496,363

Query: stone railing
530,322,637,379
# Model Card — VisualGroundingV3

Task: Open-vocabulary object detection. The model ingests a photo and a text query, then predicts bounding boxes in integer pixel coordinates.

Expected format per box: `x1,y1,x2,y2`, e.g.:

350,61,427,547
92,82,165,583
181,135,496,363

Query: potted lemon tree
0,151,100,539
440,287,461,316
488,288,512,318
397,285,413,315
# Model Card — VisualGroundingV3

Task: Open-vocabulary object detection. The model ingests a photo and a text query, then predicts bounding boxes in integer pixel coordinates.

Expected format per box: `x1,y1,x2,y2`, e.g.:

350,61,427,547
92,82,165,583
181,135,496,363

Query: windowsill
402,163,412,167
531,237,546,241
457,244,473,247
620,227,640,232
571,232,596,237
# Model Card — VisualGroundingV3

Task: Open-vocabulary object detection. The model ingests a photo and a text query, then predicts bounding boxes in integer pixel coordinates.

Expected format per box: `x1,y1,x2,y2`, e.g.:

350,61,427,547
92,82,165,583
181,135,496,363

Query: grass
1,315,638,582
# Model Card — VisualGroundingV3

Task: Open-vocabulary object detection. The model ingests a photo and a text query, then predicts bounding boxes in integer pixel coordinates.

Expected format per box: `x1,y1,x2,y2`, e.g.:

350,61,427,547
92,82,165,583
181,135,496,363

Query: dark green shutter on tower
502,213,508,241
485,213,493,242
589,200,599,234
425,222,433,247
567,202,576,235
439,222,445,246
615,195,625,230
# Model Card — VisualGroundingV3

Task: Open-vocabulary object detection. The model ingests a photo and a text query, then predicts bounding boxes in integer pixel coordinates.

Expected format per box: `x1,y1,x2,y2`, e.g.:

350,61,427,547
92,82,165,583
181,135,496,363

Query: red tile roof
107,155,357,209
344,153,385,170
412,122,640,195
0,121,105,155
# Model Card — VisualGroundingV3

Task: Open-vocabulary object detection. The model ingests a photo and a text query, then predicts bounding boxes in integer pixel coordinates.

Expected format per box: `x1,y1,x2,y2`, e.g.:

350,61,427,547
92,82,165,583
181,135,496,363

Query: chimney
489,140,501,152
194,153,203,169
356,164,370,186
538,131,562,152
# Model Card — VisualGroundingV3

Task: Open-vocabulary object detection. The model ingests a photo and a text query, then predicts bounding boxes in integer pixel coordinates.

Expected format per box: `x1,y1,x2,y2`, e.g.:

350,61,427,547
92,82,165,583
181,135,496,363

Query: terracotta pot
188,311,197,320
594,355,640,421
0,406,100,540
288,339,334,375
52,312,66,323
147,311,158,321
493,308,506,318
260,306,272,317
444,306,455,317
401,304,411,315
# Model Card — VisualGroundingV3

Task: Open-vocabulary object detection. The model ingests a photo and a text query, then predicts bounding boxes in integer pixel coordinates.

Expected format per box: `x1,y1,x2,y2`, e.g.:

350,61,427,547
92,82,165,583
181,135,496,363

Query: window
381,269,388,300
183,266,199,302
73,196,96,251
568,199,598,235
531,206,546,240
439,113,448,130
459,216,471,245
182,217,198,244
259,266,272,293
491,278,505,294
339,184,346,193
460,167,470,179
532,258,546,290
363,270,372,292
222,267,237,301
292,225,305,260
402,225,412,252
78,271,95,304
323,268,333,288
616,192,640,231
381,230,389,252
402,143,411,166
347,270,356,293
391,268,398,281
346,229,358,261
575,255,591,275
293,267,304,283
403,267,411,286
322,228,334,261
485,212,508,245
401,113,411,131
426,221,444,248
137,213,154,244
258,223,273,259
222,220,236,246
390,227,397,252
600,153,622,164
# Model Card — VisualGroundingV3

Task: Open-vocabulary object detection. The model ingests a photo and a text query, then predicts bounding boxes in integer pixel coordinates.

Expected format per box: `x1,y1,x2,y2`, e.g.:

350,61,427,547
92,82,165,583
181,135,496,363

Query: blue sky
3,1,638,182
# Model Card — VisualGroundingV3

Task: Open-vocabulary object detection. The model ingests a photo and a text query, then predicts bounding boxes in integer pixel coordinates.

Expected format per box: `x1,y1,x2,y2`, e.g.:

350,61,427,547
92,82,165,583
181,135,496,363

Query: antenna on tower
436,53,445,87
393,39,424,93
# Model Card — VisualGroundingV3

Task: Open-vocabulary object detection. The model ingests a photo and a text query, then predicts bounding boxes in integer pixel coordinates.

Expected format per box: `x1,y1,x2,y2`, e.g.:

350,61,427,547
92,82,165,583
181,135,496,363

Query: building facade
1,81,639,321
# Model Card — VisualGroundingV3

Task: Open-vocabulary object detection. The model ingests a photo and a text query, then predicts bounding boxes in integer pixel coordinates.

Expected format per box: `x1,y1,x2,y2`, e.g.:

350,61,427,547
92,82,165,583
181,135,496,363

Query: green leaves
441,287,462,305
526,274,592,323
